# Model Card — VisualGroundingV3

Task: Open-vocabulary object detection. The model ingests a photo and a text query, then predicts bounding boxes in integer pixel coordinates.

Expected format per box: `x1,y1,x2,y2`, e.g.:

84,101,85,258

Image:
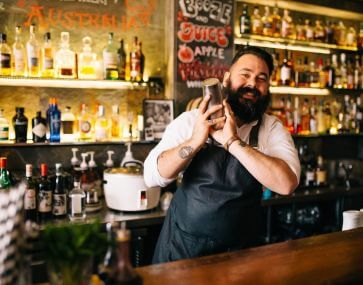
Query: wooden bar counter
136,228,363,285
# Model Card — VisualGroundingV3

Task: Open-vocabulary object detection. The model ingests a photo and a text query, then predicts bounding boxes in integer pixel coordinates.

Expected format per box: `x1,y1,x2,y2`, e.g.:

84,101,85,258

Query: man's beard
225,84,271,123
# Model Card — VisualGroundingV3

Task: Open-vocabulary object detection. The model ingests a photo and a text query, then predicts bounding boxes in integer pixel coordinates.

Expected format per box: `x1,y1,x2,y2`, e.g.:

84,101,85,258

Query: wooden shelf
0,77,147,90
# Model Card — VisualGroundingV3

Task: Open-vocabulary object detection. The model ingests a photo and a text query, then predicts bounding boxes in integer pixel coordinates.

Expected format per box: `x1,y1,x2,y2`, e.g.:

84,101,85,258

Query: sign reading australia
176,0,234,89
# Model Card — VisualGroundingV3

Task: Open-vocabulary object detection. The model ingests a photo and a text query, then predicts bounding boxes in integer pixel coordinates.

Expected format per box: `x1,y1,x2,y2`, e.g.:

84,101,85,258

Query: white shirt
144,109,301,188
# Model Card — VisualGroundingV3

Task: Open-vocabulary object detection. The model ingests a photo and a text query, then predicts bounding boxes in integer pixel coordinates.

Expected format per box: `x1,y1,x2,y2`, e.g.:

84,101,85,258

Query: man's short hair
231,46,274,76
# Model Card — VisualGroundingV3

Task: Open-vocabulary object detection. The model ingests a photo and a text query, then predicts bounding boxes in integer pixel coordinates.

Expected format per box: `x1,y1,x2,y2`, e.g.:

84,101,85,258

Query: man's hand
191,95,226,148
210,100,238,145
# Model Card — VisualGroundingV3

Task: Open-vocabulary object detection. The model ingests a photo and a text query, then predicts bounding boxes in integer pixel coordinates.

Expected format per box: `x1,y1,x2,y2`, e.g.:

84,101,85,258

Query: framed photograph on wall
143,99,174,140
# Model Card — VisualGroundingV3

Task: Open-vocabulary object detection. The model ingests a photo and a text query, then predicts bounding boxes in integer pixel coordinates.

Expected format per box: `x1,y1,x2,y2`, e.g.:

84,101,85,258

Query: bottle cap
0,157,7,169
25,164,33,177
40,163,47,176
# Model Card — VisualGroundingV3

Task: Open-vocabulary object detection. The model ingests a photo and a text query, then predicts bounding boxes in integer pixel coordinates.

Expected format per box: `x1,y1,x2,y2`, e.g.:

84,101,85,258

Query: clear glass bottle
346,26,357,47
41,32,54,78
55,32,76,78
103,32,119,80
53,163,67,218
95,105,109,142
239,4,251,35
78,104,93,141
0,157,11,190
336,21,347,46
118,39,127,80
304,19,314,41
314,20,325,42
295,18,305,41
251,6,262,35
281,9,293,39
12,107,28,143
317,100,326,134
24,164,37,222
32,111,47,142
67,181,86,221
130,36,141,82
78,36,97,79
0,33,12,76
26,24,40,77
332,54,341,88
61,106,76,142
0,109,9,141
340,53,348,89
111,105,122,139
271,5,281,37
12,26,26,77
261,6,273,37
300,98,311,135
278,50,292,86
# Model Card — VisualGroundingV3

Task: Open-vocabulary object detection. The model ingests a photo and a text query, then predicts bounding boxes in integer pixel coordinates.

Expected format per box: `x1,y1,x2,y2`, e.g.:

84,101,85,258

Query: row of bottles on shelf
271,51,363,90
0,147,118,224
239,3,363,48
270,95,363,136
0,24,145,81
0,98,144,143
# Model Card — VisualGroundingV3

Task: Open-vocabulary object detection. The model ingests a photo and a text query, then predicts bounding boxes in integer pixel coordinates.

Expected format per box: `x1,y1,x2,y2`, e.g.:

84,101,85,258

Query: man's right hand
190,95,226,148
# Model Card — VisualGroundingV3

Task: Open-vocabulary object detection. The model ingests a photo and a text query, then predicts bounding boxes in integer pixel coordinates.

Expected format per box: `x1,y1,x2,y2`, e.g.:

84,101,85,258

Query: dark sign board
175,0,234,114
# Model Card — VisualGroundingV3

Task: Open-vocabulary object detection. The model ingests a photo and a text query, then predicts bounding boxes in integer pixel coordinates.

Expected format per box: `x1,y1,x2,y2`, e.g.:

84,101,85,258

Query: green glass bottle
0,157,11,190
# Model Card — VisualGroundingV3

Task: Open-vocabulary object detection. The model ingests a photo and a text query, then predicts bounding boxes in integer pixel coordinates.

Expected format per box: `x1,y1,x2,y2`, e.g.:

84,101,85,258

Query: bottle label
95,126,107,140
50,116,61,134
62,120,74,134
14,50,25,71
0,126,9,140
306,171,315,182
0,53,11,68
306,28,314,39
80,120,91,133
53,194,67,215
44,58,54,69
103,52,118,67
71,195,82,214
24,188,36,210
32,123,46,138
38,190,52,212
280,66,291,82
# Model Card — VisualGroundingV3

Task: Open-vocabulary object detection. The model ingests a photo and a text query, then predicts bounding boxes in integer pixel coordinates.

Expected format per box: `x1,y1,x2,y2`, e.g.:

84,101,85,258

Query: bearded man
144,46,301,264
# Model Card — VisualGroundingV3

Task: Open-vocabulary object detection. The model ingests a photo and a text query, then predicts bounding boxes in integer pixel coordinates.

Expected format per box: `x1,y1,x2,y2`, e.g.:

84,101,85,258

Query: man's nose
245,76,256,88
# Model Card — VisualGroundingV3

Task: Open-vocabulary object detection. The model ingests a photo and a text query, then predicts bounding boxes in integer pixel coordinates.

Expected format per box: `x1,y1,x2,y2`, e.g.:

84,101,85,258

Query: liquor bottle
347,59,354,89
346,26,357,47
340,53,348,89
271,5,281,37
309,60,319,88
315,155,327,186
332,54,341,88
356,96,363,133
336,21,347,46
32,111,47,142
300,98,310,135
41,32,54,78
61,106,75,142
103,33,119,80
324,20,335,44
305,164,315,187
314,20,325,42
239,4,250,35
85,151,101,211
12,26,26,77
324,57,335,88
12,107,28,143
281,9,293,39
261,6,273,37
55,32,76,78
278,50,292,86
49,98,61,142
111,105,122,139
78,104,93,141
117,39,127,80
95,105,109,141
304,19,314,41
26,24,40,77
358,22,363,49
78,36,97,79
38,163,52,223
309,99,317,134
295,18,305,41
130,36,141,82
138,42,145,82
251,6,262,35
105,224,142,285
293,97,301,134
0,109,9,141
285,97,294,134
317,100,326,134
53,163,67,218
24,164,37,221
0,33,11,76
317,58,326,88
68,181,86,221
353,55,361,90
0,157,11,190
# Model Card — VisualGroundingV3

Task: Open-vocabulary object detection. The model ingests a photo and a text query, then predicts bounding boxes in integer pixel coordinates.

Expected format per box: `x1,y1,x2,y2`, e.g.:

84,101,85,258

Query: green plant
41,221,109,285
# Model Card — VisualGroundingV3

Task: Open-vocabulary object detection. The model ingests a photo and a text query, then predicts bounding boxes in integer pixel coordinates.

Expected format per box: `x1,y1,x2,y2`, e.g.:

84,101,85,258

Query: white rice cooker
103,161,161,212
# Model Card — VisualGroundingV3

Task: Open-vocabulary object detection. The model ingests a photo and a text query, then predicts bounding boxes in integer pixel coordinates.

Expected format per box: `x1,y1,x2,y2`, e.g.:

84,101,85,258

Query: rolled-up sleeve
144,110,197,187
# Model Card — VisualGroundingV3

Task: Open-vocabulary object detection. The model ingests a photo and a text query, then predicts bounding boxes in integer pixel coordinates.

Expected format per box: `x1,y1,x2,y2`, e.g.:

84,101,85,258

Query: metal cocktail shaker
202,78,224,121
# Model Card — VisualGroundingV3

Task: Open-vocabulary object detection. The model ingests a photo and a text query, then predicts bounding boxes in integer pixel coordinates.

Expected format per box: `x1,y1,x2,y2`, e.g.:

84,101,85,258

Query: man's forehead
231,54,269,74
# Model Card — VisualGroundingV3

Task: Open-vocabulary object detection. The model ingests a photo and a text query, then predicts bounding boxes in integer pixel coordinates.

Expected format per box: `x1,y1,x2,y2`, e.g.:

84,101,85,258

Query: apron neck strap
248,117,262,148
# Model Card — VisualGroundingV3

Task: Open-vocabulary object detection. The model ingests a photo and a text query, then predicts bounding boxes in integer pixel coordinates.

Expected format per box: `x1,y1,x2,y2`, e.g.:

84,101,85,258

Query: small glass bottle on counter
13,107,28,143
68,181,86,221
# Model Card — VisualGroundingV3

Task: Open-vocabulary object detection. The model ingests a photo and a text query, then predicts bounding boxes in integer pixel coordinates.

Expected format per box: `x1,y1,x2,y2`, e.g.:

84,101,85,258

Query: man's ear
222,71,230,88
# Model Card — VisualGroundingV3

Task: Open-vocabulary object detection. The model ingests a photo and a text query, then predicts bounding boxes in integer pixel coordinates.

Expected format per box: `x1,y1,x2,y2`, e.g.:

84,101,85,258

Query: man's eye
257,76,267,83
240,73,250,79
